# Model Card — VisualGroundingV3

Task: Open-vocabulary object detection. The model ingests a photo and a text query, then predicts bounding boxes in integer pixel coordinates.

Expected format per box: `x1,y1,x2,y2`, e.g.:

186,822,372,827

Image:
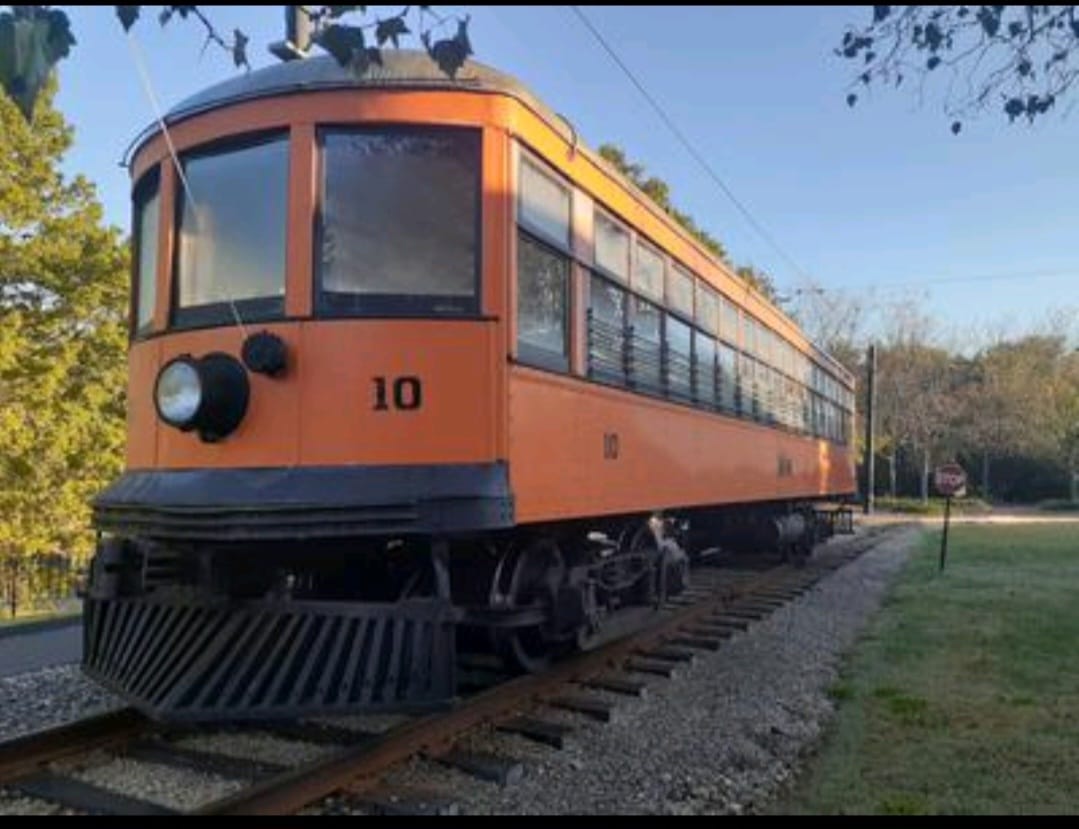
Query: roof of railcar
128,50,853,387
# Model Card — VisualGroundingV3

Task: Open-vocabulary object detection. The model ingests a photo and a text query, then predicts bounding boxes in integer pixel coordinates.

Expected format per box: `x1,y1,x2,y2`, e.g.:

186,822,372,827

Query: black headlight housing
153,352,250,443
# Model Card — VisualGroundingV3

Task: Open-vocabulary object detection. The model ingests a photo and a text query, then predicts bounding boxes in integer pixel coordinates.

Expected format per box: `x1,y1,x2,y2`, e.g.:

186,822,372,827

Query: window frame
130,166,161,340
314,123,483,320
170,130,291,331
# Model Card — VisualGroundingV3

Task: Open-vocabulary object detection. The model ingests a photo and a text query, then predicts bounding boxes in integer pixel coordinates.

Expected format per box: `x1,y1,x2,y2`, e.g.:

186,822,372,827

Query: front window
318,126,480,316
175,135,288,326
132,171,160,336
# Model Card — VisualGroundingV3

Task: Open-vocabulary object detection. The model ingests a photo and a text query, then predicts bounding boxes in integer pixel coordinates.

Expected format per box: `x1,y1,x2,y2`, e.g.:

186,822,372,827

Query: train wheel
489,538,568,674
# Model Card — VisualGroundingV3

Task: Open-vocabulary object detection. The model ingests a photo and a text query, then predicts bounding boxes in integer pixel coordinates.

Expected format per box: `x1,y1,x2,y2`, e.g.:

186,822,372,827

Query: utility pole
863,343,876,515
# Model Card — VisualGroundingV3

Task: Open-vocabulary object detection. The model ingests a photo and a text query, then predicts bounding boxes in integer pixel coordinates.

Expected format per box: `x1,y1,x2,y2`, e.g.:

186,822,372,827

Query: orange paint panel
286,125,316,318
154,325,301,469
299,321,498,466
508,366,854,524
125,340,161,470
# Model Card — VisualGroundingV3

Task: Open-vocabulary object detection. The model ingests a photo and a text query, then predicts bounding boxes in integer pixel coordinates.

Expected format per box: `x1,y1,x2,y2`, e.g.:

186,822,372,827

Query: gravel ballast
0,664,124,743
373,525,923,815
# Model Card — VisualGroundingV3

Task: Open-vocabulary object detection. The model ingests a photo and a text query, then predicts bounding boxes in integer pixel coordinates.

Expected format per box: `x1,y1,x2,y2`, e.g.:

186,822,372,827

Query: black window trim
130,165,161,342
313,123,483,320
170,128,291,332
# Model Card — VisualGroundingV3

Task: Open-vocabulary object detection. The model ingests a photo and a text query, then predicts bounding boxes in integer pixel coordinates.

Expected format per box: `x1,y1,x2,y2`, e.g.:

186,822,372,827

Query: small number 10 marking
373,376,423,412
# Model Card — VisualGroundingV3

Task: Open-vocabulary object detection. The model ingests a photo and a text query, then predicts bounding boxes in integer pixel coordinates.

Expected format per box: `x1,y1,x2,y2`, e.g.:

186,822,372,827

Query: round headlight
155,358,202,429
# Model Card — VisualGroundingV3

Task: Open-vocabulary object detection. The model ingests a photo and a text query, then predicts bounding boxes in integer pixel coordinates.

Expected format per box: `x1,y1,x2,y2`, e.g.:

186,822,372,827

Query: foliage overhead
838,5,1079,133
0,5,474,120
0,79,128,561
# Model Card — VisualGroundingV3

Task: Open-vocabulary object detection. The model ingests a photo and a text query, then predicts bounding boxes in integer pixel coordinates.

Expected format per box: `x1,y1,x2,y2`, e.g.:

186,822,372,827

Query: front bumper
93,463,515,541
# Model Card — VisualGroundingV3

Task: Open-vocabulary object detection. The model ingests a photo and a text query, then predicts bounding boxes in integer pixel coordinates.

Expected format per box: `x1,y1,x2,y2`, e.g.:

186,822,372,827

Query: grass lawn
779,523,1079,815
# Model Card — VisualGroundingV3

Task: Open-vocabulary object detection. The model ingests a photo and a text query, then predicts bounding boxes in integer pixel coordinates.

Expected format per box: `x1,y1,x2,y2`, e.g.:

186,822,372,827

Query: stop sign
934,463,967,497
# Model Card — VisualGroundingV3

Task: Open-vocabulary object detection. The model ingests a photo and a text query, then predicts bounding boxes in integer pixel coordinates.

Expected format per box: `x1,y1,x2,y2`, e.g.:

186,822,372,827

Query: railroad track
0,524,902,816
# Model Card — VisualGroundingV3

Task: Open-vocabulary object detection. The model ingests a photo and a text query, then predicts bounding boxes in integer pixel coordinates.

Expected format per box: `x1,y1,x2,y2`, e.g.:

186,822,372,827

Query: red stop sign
934,463,967,497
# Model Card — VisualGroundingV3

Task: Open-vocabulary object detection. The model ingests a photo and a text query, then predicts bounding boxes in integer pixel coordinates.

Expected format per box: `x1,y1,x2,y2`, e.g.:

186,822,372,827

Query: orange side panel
126,339,161,470
299,321,498,467
508,366,855,524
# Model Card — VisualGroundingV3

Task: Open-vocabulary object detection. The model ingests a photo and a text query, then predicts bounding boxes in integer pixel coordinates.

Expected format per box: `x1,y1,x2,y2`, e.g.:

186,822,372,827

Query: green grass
778,523,1079,815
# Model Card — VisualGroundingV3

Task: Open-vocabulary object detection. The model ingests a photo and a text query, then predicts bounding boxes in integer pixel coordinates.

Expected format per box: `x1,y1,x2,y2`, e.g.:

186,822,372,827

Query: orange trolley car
84,51,856,721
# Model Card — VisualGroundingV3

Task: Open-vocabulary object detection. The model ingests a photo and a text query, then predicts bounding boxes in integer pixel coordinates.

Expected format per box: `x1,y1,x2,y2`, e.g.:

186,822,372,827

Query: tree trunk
889,448,898,498
921,447,930,504
982,451,991,502
1071,457,1078,503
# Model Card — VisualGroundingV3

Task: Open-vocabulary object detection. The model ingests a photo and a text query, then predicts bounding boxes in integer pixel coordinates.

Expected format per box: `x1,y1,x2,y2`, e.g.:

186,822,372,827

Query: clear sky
52,5,1079,340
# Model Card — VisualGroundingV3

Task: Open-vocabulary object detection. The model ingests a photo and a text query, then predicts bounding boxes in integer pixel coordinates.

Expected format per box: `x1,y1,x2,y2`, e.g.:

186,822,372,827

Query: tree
0,79,128,613
598,143,729,264
598,143,783,304
0,5,474,121
837,6,1079,134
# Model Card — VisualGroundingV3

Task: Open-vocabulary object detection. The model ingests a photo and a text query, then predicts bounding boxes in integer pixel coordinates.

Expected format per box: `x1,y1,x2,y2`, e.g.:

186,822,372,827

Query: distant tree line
795,290,1079,505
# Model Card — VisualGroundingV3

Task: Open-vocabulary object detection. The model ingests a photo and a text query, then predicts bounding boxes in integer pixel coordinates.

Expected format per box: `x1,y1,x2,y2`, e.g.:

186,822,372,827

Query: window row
515,151,853,441
132,126,481,335
516,152,852,411
585,273,851,443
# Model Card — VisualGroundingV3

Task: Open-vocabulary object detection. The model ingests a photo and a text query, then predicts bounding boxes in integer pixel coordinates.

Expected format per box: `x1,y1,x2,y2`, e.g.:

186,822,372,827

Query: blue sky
52,5,1079,340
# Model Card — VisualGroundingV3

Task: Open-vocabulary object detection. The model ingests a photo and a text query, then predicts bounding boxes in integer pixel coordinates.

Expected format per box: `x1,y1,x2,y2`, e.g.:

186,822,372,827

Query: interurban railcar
84,51,856,721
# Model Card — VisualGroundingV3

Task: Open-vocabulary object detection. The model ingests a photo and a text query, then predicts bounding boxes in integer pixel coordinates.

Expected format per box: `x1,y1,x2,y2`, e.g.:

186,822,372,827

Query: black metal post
863,343,877,515
939,495,952,571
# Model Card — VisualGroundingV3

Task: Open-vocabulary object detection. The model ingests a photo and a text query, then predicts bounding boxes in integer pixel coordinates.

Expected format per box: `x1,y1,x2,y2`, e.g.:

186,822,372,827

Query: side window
594,210,630,282
665,313,693,402
696,282,719,336
520,157,571,247
720,295,739,345
517,234,570,371
634,241,665,302
629,296,663,394
667,263,695,319
588,273,627,385
517,155,572,372
695,332,717,408
719,343,737,413
132,170,160,336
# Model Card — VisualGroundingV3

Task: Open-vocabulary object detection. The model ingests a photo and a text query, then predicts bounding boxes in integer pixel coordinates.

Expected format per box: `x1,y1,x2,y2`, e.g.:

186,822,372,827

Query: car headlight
155,357,202,429
153,353,249,442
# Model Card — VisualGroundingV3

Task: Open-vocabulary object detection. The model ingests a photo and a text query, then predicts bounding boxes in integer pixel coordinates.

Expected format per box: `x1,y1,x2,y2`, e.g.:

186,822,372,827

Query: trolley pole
863,343,876,515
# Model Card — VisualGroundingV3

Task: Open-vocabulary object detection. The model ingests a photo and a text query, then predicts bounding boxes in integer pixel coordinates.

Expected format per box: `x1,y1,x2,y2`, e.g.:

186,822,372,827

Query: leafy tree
598,143,730,264
598,143,782,303
837,5,1079,133
0,5,473,120
0,78,128,608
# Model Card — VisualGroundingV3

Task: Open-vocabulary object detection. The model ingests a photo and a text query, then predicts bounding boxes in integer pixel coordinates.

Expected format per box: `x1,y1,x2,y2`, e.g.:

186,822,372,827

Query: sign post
934,462,967,571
